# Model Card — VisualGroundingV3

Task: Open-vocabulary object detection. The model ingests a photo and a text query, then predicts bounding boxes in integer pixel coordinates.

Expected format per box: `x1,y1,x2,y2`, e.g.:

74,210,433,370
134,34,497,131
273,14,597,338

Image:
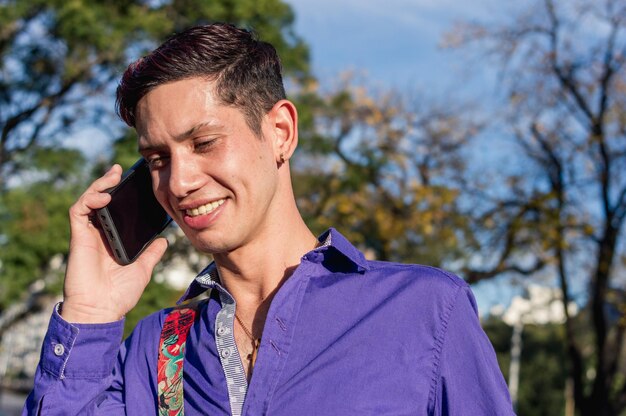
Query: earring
279,153,285,163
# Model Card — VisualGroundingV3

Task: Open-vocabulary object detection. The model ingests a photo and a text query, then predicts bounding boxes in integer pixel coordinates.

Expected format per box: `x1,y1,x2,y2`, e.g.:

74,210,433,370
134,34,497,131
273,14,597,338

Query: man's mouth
185,199,225,217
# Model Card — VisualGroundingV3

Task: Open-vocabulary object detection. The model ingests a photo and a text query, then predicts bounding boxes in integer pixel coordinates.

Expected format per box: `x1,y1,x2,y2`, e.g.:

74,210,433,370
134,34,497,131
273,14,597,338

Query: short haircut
116,23,286,135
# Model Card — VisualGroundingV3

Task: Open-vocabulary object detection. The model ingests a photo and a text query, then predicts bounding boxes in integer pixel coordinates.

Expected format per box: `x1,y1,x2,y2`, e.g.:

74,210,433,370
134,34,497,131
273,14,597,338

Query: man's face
135,77,280,254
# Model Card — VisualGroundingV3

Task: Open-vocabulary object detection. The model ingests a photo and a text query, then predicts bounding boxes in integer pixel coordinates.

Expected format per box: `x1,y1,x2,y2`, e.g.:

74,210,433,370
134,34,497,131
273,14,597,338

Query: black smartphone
95,158,172,265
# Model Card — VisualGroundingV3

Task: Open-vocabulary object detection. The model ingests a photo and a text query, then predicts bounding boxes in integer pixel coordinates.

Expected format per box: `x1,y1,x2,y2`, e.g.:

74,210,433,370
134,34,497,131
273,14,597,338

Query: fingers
85,164,123,196
69,165,122,222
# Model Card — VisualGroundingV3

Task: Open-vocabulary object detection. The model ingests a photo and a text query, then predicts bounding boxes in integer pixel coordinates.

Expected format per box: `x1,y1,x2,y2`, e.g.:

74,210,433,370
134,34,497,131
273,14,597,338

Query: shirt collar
178,227,369,303
316,227,369,272
177,262,221,304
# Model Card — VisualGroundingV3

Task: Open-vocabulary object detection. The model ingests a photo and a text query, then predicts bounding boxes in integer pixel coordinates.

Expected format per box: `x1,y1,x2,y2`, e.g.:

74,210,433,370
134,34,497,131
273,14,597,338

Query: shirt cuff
40,303,125,380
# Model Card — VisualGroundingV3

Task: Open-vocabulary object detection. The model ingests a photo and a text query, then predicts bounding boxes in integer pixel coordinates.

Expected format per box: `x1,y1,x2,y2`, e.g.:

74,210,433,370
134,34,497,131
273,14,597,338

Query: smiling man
24,24,514,415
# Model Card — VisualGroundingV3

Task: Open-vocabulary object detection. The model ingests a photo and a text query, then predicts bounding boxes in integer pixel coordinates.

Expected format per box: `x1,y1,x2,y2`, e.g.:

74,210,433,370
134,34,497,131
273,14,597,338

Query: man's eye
147,156,167,169
195,139,216,152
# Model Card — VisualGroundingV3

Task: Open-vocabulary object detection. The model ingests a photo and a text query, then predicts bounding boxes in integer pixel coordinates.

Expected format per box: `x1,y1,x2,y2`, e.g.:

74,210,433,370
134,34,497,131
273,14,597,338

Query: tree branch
544,0,595,125
0,75,80,184
464,258,545,284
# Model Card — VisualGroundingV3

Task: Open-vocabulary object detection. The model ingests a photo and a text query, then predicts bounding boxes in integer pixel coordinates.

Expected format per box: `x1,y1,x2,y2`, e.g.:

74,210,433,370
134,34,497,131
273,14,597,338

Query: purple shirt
24,228,514,415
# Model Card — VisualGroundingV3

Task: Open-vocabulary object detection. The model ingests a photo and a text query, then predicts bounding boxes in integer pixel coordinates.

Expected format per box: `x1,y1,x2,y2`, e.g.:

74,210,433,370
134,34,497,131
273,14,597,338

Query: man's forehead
134,77,219,119
133,79,235,143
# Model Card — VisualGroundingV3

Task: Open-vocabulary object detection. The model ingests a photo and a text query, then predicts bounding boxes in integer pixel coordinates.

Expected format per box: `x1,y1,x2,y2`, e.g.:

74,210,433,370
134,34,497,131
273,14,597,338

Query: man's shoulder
365,260,468,291
337,260,471,315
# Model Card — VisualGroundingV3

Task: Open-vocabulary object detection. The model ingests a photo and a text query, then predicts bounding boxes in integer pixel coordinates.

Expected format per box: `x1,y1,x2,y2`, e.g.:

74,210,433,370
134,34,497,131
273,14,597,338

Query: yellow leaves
582,224,595,237
294,73,478,264
365,107,385,126
303,176,464,263
372,205,405,237
336,197,354,216
302,78,320,95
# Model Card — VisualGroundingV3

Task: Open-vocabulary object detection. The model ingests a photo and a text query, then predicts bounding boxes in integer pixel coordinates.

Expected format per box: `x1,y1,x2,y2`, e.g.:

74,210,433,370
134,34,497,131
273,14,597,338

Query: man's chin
186,231,239,256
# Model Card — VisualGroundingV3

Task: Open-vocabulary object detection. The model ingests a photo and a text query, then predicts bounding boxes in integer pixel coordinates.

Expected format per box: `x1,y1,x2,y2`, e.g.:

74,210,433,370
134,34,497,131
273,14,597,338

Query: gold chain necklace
235,314,261,367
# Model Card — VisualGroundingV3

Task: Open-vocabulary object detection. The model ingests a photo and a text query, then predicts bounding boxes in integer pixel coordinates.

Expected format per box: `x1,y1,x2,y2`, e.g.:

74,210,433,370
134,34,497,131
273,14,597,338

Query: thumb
136,237,169,273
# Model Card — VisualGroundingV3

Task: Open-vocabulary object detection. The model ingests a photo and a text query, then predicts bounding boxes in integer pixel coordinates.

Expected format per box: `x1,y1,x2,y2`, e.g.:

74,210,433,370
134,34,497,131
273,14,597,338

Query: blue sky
284,0,494,91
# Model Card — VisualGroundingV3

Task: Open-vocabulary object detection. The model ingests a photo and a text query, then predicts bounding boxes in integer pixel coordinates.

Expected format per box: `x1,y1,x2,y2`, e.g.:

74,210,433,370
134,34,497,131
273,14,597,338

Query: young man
24,24,514,415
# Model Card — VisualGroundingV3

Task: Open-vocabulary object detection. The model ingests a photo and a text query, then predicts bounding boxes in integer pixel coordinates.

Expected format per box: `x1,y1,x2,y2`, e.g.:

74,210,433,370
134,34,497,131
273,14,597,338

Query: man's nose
166,155,204,198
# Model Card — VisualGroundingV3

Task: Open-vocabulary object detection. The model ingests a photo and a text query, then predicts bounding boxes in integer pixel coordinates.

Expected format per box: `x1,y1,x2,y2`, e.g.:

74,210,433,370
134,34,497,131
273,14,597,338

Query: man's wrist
59,301,123,324
44,304,125,380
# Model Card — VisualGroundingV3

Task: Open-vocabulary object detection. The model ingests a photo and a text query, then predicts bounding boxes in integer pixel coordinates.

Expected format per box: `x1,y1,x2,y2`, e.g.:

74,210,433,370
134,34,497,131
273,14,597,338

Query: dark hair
116,23,286,135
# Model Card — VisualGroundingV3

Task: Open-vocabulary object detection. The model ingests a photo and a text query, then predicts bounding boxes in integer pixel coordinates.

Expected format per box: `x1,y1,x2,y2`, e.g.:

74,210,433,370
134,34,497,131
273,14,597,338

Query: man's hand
61,165,168,324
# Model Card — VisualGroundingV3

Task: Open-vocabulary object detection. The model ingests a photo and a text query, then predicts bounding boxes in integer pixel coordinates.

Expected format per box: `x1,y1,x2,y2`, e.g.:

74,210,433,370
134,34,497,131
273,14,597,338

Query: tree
483,317,569,416
447,0,626,413
293,77,482,267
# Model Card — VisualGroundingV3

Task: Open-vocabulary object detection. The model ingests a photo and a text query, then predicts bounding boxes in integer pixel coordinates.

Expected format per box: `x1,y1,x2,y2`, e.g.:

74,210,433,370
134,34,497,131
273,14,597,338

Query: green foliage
112,129,142,170
516,324,568,416
0,147,87,309
483,318,568,416
482,317,513,380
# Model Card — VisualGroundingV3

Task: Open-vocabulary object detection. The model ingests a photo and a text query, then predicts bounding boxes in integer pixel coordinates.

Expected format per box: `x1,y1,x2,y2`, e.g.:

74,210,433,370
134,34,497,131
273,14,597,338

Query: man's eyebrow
137,121,224,152
174,120,223,141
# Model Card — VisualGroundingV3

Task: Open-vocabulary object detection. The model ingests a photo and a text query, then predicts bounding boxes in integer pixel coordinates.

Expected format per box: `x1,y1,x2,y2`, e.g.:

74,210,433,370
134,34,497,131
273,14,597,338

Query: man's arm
431,286,516,416
22,307,126,415
23,165,167,414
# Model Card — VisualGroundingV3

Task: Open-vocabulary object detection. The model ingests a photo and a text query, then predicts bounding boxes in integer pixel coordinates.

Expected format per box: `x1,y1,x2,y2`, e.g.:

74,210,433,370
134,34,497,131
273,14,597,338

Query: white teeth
185,199,225,217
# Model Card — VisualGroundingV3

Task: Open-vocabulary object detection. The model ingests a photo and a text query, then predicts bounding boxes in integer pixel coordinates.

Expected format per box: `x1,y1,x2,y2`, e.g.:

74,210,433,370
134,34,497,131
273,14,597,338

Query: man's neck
212,213,317,316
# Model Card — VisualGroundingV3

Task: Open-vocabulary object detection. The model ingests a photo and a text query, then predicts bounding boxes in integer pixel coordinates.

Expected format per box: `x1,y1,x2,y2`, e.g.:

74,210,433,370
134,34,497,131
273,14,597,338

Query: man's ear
268,99,298,164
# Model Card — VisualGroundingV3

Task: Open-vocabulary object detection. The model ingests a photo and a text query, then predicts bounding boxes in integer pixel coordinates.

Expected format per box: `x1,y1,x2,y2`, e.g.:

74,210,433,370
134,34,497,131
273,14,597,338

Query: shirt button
217,326,226,336
53,344,65,356
221,348,231,359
